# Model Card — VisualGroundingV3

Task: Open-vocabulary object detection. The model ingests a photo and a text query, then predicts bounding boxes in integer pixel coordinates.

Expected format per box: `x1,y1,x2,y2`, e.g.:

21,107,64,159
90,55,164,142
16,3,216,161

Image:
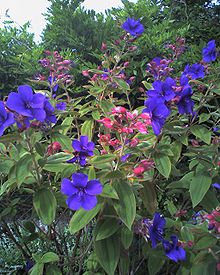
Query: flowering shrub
0,18,220,275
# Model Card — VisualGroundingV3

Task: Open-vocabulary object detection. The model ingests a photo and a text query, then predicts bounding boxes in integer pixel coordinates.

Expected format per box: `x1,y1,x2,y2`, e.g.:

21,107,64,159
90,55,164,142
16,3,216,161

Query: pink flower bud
101,42,107,51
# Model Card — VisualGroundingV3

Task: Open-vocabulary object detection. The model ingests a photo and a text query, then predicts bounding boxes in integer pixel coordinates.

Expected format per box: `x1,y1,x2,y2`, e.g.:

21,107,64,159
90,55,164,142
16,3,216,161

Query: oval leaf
69,204,102,234
113,181,136,229
94,234,120,275
33,188,57,225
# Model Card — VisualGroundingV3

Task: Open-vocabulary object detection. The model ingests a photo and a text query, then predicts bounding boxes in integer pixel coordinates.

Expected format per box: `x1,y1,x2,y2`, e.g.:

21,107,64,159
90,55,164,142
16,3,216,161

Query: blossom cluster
143,39,218,135
135,213,186,262
98,106,151,136
0,85,58,135
37,50,73,92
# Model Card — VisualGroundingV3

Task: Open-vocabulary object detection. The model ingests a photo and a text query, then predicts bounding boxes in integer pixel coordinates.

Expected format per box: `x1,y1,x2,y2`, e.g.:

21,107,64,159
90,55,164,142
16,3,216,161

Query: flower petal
61,178,78,196
72,172,88,188
7,92,32,117
85,180,103,195
32,108,46,122
66,194,82,210
18,85,33,102
31,94,45,108
81,194,97,210
80,136,88,147
72,140,81,151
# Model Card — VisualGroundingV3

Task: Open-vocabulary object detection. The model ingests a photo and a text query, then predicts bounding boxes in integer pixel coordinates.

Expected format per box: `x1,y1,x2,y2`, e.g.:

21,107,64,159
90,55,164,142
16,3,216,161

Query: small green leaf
148,253,164,275
33,188,57,225
46,152,72,164
190,173,212,208
30,263,44,275
95,219,120,241
51,133,73,151
191,125,211,144
46,264,62,275
69,204,102,234
94,234,120,275
199,113,210,124
16,153,32,186
113,181,136,229
194,235,217,250
41,252,59,263
100,184,119,199
100,101,115,114
91,154,116,165
153,154,171,178
140,182,157,214
81,120,94,140
121,226,133,249
60,116,73,135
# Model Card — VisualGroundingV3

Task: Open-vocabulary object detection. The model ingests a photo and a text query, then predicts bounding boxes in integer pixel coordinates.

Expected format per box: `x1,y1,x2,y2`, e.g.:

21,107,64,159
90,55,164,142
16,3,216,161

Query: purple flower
202,40,217,62
183,64,205,79
121,153,131,162
147,77,176,101
6,85,46,122
44,99,57,124
177,86,194,115
180,73,189,86
55,102,67,111
149,213,166,248
212,183,220,189
146,58,173,80
61,172,103,210
67,136,95,166
122,18,144,36
143,97,170,135
163,235,186,262
0,102,14,136
48,76,59,92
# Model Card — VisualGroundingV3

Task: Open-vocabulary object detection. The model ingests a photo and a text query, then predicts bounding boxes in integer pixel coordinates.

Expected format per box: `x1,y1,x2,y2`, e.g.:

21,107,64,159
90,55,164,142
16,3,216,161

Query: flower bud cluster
98,106,151,135
205,208,220,233
38,50,73,89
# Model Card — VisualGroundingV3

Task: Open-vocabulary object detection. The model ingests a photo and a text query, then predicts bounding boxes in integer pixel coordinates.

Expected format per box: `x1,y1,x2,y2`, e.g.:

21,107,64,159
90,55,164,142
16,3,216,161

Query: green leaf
33,188,57,225
100,101,115,114
181,226,194,242
153,154,171,178
69,204,102,234
16,153,32,186
51,133,73,151
95,218,120,241
23,221,35,233
194,235,217,250
90,154,116,165
46,152,72,164
30,263,44,275
41,252,59,263
113,181,136,229
191,125,211,144
46,264,62,275
199,113,210,124
60,116,73,135
88,166,96,180
140,182,157,215
92,110,100,120
43,163,73,173
121,226,133,249
100,184,119,199
190,173,212,208
94,234,120,275
81,120,94,140
148,253,164,275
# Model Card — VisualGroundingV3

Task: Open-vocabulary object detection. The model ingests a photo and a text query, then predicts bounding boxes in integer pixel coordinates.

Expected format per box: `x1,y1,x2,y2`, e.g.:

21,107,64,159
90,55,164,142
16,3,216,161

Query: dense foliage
0,1,220,274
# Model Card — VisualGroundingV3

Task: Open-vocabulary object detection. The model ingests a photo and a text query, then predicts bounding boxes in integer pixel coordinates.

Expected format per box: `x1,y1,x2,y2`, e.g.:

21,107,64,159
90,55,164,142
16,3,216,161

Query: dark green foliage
0,22,43,95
